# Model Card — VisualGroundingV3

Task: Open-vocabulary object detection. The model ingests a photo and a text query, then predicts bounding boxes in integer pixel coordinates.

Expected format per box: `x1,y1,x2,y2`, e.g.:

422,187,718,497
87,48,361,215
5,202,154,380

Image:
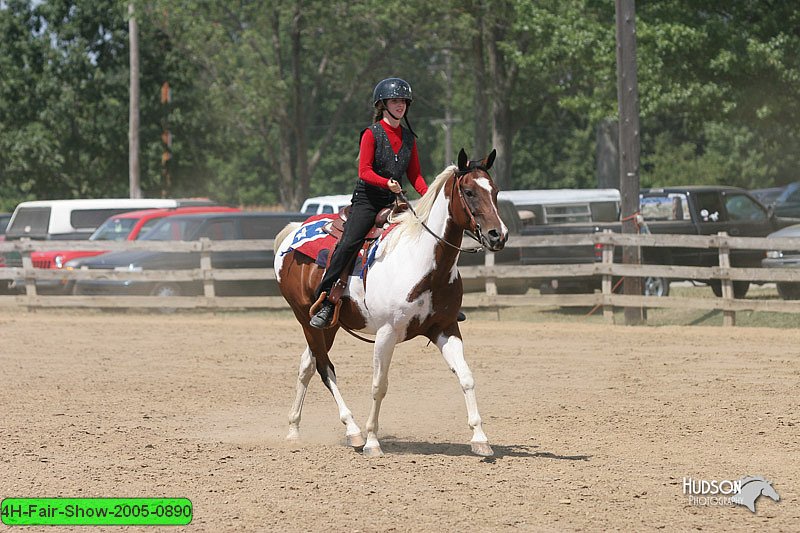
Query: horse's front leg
363,325,398,457
435,324,493,457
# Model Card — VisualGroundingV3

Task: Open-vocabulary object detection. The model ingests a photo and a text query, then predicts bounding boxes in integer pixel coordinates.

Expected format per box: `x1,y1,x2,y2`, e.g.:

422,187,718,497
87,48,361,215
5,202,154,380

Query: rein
397,172,484,254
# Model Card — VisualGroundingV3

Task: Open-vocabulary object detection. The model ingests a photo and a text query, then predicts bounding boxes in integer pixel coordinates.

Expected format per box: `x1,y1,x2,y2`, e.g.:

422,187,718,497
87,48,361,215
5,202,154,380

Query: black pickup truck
519,186,800,298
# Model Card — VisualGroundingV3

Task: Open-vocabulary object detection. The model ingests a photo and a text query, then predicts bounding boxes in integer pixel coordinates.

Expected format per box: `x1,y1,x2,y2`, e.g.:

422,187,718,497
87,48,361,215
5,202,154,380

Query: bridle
398,167,491,254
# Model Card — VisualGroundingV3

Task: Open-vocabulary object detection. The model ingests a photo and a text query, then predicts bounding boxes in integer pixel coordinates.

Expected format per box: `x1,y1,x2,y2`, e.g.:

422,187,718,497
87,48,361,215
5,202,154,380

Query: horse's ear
457,149,468,171
484,149,497,170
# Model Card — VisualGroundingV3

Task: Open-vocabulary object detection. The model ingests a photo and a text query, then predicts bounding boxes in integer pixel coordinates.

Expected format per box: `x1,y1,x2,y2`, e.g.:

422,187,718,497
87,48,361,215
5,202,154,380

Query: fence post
20,240,38,309
717,231,735,327
199,238,215,300
601,230,614,324
484,251,497,297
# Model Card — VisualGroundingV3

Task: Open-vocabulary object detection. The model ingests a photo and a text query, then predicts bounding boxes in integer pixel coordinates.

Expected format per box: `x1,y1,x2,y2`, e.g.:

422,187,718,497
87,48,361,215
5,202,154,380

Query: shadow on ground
379,437,592,461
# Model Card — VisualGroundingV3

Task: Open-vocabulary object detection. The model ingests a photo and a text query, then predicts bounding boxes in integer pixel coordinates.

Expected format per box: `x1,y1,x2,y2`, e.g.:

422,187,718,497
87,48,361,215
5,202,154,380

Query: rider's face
385,98,407,117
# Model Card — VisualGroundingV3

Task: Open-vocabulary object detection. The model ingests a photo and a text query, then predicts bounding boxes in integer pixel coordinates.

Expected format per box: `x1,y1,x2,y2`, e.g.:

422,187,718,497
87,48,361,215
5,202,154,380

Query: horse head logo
730,476,780,513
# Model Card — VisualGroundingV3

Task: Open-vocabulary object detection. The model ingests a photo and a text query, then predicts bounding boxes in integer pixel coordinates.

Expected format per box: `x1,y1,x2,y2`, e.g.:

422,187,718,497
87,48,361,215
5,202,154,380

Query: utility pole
431,49,461,165
615,0,645,324
161,82,172,198
128,2,141,198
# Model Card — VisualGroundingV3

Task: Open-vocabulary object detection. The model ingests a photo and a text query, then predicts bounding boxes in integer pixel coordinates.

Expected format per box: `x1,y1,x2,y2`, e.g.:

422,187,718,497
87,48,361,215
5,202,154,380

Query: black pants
315,184,393,300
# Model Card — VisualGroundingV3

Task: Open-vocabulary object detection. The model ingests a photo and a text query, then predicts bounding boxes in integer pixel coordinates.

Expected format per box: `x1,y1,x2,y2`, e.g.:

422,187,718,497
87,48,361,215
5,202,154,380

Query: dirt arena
1,309,797,531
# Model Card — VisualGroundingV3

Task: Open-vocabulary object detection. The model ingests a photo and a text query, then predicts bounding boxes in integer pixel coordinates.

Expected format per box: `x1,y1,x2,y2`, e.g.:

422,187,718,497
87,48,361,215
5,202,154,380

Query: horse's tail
274,222,301,254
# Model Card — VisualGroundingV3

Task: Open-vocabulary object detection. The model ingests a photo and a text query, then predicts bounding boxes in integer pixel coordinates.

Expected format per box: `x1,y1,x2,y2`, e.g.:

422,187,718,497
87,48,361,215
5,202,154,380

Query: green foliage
1,0,798,213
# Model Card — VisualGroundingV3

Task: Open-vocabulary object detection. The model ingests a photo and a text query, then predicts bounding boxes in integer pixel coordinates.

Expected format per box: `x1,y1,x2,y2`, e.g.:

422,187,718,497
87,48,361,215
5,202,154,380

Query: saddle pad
283,214,397,279
283,214,337,262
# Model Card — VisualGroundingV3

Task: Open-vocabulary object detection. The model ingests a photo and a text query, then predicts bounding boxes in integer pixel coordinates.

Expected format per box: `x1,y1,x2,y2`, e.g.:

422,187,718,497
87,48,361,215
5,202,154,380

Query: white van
498,189,620,225
4,198,214,240
300,195,352,216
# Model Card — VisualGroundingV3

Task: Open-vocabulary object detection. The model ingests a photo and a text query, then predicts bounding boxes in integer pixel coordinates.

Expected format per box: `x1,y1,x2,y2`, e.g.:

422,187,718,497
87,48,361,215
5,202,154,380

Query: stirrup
310,301,334,329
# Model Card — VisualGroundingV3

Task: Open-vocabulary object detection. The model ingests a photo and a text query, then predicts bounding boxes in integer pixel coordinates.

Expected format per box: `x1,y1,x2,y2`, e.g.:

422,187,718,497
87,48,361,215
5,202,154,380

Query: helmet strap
382,101,418,138
403,115,418,138
384,106,403,122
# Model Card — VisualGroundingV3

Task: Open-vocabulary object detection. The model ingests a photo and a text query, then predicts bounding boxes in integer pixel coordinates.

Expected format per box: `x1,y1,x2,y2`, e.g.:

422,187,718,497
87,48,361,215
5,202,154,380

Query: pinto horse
273,149,507,457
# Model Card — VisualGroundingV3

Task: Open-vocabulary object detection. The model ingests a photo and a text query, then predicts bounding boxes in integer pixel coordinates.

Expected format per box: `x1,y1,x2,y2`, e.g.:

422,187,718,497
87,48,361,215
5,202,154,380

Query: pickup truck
519,186,800,298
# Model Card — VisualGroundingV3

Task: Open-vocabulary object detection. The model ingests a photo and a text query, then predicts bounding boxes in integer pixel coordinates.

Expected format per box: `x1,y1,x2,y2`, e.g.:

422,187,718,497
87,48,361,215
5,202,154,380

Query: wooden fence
2,232,800,326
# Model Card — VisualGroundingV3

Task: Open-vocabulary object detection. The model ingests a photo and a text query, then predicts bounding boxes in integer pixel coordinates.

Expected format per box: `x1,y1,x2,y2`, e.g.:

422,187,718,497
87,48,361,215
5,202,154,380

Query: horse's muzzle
483,228,507,252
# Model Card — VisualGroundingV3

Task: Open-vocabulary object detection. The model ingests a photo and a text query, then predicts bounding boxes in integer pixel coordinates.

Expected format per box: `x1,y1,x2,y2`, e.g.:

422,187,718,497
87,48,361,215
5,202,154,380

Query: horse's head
451,148,508,252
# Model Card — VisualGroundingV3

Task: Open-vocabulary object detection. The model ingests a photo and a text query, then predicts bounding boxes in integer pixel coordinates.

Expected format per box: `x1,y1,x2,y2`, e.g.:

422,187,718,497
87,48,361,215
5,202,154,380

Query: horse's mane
383,165,457,253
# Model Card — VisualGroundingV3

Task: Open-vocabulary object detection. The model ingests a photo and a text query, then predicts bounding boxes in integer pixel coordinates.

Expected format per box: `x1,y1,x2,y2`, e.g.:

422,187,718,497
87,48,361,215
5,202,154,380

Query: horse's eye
465,189,475,198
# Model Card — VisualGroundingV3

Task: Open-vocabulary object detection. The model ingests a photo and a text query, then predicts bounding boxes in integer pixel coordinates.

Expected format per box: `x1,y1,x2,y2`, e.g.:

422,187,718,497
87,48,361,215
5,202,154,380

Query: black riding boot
310,300,335,329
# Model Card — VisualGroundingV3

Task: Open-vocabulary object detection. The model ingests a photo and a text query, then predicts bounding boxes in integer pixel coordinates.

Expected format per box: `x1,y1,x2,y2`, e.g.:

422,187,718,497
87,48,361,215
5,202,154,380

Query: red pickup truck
17,205,240,294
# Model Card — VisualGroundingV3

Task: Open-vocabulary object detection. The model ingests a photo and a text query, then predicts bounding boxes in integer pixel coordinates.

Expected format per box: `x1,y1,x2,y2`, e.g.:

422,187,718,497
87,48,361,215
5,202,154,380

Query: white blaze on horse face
474,177,493,193
474,177,508,237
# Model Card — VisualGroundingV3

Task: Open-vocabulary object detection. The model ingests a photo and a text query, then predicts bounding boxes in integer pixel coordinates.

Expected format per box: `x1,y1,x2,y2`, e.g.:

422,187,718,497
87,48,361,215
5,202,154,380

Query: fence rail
2,233,800,325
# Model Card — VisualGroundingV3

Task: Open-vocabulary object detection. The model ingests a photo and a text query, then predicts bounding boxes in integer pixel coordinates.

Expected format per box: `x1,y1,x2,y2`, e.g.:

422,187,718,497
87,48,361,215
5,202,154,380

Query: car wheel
150,283,181,313
709,280,749,299
643,276,669,297
776,282,800,300
151,283,181,298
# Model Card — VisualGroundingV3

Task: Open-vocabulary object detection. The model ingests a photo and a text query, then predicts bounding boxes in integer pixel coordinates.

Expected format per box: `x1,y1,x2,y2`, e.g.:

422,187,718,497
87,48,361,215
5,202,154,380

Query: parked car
0,213,11,293
0,213,11,236
519,186,800,298
301,195,352,216
14,206,240,295
4,198,216,241
458,198,530,294
70,211,306,297
498,188,620,225
762,223,800,299
750,185,786,207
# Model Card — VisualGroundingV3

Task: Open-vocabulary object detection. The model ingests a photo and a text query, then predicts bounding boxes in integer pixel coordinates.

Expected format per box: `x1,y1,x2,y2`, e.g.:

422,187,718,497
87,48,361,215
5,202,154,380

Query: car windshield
89,217,139,241
139,218,206,241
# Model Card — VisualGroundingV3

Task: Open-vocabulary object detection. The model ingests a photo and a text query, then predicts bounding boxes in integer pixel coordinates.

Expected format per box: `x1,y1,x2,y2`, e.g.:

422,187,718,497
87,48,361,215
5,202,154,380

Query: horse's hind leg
434,323,493,457
287,325,363,447
319,328,364,448
287,345,315,441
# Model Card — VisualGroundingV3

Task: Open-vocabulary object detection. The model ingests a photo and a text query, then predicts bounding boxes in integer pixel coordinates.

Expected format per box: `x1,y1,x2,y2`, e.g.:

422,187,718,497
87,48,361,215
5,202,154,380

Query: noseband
399,168,489,254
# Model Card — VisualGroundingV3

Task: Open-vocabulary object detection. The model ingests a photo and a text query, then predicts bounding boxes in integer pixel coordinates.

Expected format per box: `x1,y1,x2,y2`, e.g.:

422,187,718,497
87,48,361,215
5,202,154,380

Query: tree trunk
491,100,513,190
472,17,489,156
485,18,517,189
289,1,308,210
128,2,141,198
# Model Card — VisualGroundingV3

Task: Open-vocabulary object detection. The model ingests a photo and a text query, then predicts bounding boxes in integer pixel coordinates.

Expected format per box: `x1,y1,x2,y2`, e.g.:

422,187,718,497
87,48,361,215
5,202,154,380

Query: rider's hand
387,179,402,194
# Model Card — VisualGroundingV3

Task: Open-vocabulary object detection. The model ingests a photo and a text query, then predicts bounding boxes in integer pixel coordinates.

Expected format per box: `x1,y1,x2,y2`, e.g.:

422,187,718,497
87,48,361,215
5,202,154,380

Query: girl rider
310,77,428,328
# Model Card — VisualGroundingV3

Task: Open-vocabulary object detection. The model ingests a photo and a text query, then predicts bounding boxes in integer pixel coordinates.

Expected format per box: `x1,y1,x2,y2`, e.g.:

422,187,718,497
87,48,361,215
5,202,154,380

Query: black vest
356,123,414,206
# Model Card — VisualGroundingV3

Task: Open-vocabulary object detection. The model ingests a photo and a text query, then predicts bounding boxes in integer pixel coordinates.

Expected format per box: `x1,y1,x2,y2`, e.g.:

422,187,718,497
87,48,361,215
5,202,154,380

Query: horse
273,148,507,457
730,476,780,513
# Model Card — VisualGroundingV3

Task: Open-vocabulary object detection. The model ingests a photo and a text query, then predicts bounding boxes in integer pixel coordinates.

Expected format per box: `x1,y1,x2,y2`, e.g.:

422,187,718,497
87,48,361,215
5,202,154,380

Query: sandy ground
0,309,798,532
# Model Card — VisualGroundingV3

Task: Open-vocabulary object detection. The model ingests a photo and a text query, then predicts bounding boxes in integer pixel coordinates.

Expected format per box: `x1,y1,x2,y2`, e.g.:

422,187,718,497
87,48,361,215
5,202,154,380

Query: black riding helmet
372,78,413,107
372,78,417,137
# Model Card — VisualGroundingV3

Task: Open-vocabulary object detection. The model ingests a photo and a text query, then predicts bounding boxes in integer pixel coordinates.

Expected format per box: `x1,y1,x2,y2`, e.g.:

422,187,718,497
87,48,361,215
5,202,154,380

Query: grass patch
464,283,800,329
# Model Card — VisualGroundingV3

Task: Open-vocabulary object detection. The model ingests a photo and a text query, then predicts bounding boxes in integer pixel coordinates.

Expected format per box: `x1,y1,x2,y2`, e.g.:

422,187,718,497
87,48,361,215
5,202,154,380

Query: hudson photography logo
683,476,780,513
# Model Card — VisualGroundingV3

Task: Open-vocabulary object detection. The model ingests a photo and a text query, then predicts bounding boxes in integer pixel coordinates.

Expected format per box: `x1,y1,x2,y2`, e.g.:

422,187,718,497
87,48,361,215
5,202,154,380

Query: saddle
325,203,406,242
310,201,408,323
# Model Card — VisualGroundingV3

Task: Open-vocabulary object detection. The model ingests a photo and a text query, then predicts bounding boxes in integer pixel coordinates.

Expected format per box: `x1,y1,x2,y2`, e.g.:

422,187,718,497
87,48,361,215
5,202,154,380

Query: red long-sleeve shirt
358,121,428,196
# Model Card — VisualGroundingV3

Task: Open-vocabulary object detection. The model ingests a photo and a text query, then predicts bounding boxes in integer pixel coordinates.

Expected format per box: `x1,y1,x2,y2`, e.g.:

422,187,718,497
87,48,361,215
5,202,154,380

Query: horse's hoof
471,442,494,457
346,432,366,449
362,445,384,458
286,428,300,441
